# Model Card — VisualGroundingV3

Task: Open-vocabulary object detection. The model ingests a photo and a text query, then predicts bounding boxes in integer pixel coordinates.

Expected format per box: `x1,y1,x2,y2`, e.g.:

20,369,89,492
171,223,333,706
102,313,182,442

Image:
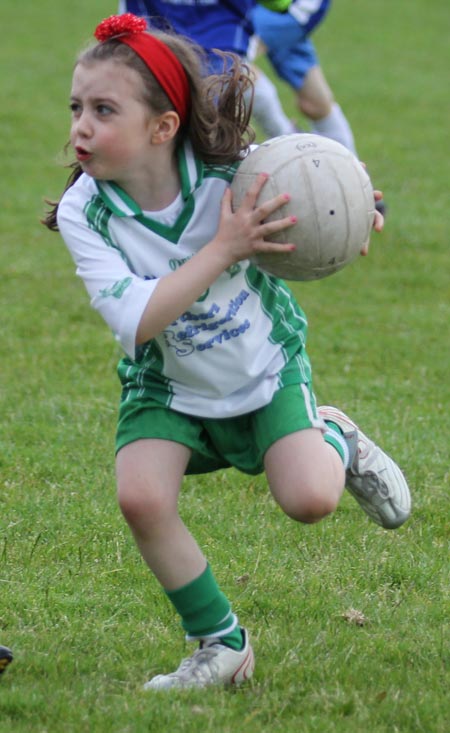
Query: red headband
94,14,190,126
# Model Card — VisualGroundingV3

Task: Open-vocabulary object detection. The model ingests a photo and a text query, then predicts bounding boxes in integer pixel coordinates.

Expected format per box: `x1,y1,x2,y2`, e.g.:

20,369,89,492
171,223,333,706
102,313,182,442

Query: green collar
94,140,204,218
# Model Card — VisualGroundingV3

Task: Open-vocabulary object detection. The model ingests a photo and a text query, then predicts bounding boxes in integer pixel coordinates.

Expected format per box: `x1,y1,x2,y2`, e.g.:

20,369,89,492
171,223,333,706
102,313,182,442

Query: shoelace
172,644,223,683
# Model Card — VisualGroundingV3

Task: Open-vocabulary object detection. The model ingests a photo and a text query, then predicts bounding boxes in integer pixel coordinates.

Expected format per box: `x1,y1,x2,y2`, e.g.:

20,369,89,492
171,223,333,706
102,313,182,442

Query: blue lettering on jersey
197,319,250,350
164,289,250,354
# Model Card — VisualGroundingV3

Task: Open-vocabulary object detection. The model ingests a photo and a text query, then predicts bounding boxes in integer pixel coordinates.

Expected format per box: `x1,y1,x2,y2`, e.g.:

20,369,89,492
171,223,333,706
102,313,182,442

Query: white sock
311,103,357,155
249,71,296,138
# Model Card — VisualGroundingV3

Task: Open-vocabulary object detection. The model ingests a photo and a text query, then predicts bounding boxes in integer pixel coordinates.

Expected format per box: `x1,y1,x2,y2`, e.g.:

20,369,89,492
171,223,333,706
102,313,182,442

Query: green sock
323,420,350,468
166,564,243,650
220,626,244,651
325,420,343,436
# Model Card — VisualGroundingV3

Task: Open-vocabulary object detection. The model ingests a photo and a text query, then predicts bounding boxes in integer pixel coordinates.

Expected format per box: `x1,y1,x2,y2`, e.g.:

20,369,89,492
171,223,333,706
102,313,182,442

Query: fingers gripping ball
231,134,376,281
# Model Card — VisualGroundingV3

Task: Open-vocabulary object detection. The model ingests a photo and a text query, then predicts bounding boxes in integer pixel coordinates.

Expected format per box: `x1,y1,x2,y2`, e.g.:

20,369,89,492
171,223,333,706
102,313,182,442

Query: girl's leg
116,438,205,589
264,428,345,523
117,438,254,689
265,413,411,530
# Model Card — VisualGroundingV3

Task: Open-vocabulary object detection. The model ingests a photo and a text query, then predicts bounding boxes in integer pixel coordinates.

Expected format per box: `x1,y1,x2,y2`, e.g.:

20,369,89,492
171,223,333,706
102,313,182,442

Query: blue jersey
287,0,330,34
120,0,254,56
120,1,331,78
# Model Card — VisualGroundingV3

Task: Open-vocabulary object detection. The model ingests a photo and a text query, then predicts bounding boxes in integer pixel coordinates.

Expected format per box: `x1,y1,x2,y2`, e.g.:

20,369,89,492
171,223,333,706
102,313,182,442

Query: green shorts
116,382,322,476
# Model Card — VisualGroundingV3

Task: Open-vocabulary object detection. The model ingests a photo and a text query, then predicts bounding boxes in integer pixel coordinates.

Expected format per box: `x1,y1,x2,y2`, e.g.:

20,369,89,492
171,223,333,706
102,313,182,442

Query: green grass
1,1,449,731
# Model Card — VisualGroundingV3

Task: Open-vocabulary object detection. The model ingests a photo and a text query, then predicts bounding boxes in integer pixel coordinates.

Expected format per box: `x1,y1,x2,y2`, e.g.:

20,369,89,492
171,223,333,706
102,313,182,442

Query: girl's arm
58,174,295,358
139,181,386,340
135,174,296,343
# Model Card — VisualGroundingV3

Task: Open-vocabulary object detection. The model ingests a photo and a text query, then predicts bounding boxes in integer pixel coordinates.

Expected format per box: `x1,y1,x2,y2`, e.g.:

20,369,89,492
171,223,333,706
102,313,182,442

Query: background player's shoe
144,628,254,690
0,646,13,675
375,199,387,218
319,406,411,529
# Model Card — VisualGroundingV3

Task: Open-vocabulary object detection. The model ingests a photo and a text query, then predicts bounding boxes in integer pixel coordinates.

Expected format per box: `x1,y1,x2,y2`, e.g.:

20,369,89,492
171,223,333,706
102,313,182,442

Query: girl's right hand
211,173,297,266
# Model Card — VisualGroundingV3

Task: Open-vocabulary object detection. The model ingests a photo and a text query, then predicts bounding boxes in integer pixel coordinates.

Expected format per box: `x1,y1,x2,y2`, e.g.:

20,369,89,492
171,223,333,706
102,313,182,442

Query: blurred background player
250,1,356,150
0,645,13,675
119,0,385,212
120,1,352,144
119,0,299,136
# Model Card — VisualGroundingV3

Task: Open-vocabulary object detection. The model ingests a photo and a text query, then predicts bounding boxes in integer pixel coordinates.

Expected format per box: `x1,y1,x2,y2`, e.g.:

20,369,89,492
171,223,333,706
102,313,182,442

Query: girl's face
70,60,158,185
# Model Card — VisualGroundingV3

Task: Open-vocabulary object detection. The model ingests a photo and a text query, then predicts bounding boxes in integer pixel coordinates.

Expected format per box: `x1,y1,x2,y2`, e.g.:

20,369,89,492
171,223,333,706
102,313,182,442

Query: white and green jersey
58,140,311,418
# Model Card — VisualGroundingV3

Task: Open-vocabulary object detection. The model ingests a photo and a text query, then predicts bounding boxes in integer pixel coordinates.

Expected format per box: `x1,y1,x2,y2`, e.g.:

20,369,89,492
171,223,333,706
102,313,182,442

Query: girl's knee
117,481,172,529
278,484,340,524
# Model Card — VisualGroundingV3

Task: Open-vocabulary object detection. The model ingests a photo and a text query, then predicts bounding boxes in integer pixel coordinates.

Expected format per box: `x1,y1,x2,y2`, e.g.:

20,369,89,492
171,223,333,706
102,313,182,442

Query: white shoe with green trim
319,406,411,529
144,628,254,690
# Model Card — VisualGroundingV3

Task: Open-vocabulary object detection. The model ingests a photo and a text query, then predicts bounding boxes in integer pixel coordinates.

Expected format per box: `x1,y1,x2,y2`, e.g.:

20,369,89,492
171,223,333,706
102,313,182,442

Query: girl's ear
151,111,180,145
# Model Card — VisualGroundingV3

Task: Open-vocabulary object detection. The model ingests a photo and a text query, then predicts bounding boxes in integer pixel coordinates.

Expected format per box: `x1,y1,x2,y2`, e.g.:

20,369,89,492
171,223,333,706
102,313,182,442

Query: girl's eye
97,104,113,116
69,102,81,115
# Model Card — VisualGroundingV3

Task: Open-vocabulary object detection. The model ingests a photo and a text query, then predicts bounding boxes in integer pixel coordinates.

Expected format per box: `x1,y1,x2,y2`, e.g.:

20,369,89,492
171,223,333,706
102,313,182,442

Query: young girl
44,13,410,690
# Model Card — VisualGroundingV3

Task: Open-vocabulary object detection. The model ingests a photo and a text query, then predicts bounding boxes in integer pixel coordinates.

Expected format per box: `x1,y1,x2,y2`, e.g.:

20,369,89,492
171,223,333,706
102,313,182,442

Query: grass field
1,1,449,731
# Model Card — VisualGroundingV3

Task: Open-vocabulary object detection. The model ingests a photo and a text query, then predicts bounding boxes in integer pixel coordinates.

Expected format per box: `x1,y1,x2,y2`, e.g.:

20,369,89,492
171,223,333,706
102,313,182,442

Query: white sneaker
319,406,411,529
144,628,254,690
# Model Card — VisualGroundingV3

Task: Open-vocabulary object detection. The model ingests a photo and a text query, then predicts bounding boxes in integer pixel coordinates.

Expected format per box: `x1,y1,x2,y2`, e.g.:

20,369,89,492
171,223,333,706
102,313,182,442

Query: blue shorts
251,5,326,89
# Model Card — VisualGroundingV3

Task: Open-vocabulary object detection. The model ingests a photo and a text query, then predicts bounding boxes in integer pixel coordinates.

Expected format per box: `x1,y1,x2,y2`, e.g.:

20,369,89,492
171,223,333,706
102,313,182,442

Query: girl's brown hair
43,31,255,231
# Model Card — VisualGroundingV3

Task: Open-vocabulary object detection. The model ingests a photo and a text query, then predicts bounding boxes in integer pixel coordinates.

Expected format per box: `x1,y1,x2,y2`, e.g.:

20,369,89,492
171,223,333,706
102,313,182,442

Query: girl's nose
74,110,93,137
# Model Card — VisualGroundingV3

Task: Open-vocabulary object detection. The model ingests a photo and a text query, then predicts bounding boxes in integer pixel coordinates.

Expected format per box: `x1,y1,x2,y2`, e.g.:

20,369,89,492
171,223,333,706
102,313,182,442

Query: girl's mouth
75,147,92,162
